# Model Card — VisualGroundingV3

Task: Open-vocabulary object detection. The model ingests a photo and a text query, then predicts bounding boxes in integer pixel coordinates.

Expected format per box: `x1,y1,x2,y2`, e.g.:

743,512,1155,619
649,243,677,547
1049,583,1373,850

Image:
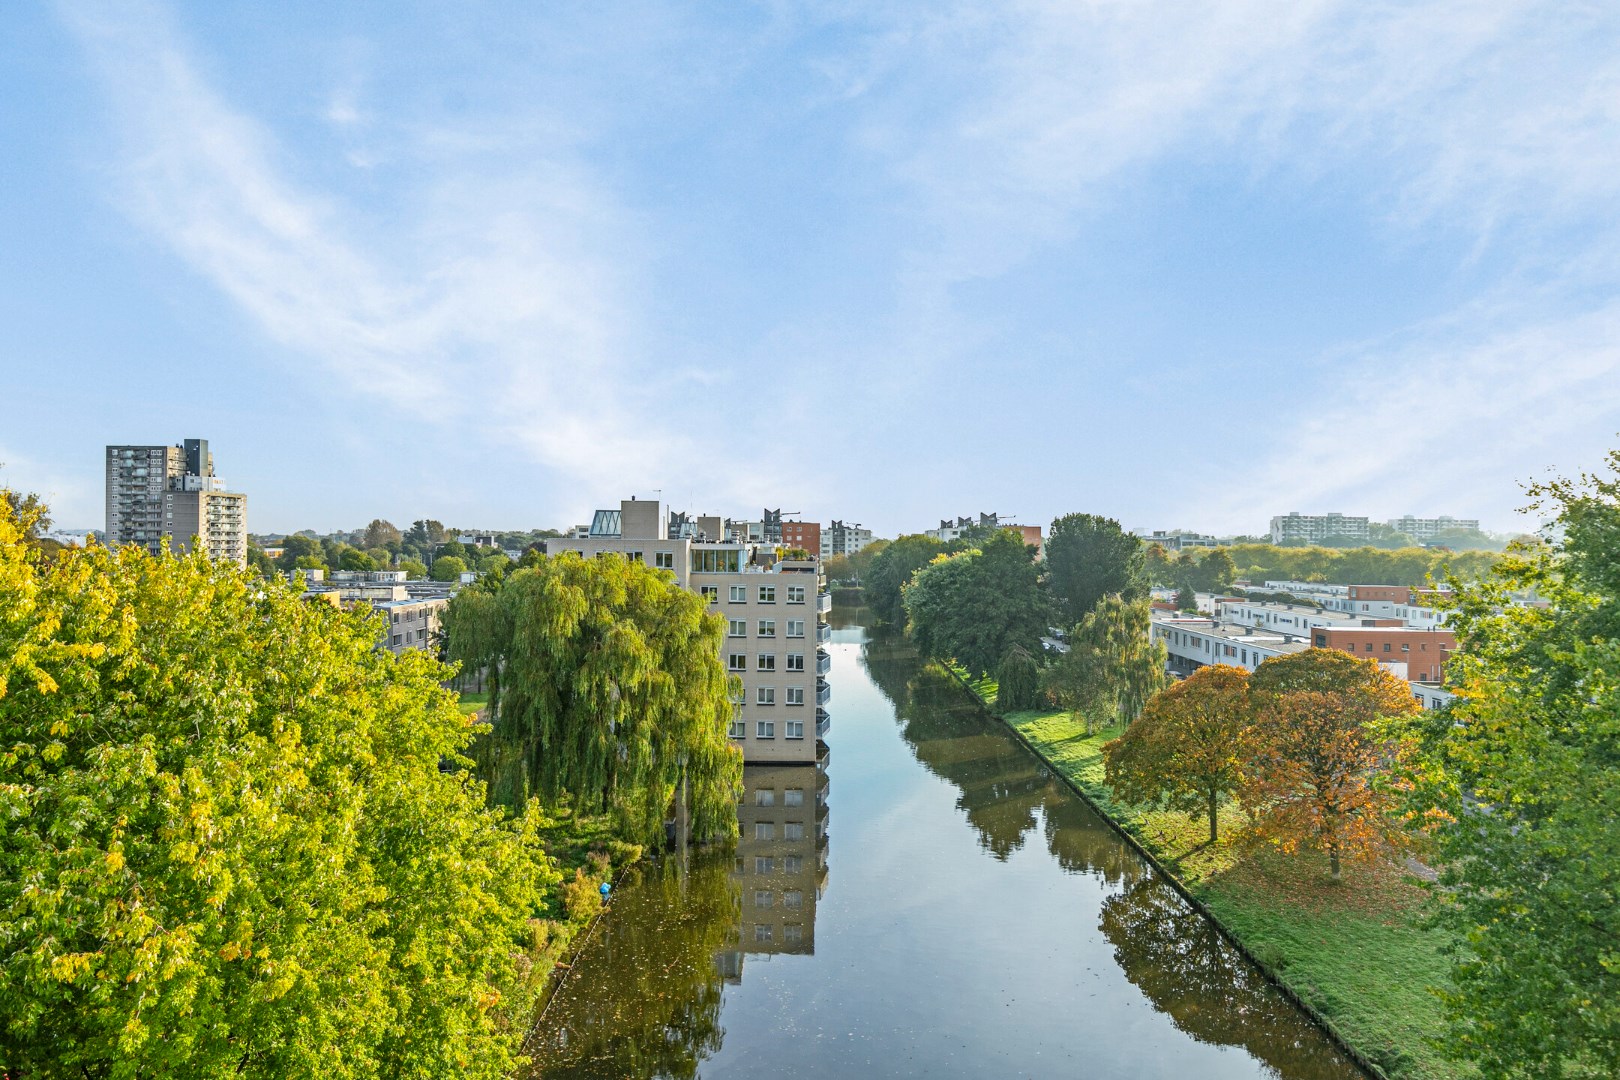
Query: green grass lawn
948,667,1467,1080
457,690,489,716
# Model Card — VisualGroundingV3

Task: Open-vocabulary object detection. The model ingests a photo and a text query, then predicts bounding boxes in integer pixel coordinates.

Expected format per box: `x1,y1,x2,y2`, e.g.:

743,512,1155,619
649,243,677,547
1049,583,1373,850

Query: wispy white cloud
58,0,733,521
834,0,1620,527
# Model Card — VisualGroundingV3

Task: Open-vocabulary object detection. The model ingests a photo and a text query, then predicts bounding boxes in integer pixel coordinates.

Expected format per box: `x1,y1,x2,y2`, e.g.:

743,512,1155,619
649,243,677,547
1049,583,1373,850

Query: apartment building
1153,615,1308,676
1309,627,1456,684
105,438,248,565
548,498,831,764
296,569,451,656
925,513,1043,555
719,754,831,970
1387,515,1480,540
781,520,821,556
1218,599,1402,638
1143,530,1222,551
821,519,874,559
1268,512,1370,545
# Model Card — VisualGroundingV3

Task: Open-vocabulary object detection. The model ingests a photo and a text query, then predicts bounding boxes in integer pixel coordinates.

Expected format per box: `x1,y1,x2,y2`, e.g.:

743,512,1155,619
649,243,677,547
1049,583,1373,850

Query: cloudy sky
4,0,1619,537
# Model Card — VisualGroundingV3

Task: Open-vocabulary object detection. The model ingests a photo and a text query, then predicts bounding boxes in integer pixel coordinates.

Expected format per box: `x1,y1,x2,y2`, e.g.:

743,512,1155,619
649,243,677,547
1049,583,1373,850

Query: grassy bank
951,667,1466,1080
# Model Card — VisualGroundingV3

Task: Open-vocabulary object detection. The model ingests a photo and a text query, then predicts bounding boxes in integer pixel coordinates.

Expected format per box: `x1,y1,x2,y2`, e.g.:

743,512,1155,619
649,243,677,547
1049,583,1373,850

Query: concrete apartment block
105,438,248,566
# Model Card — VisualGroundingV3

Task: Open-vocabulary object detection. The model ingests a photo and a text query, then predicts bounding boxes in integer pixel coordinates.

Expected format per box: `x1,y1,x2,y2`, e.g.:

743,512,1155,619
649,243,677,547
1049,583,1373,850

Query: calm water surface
529,610,1363,1079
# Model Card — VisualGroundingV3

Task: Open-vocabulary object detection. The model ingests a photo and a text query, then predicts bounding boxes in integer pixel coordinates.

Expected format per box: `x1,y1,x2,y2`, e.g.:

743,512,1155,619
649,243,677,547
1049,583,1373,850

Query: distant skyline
5,1,1620,537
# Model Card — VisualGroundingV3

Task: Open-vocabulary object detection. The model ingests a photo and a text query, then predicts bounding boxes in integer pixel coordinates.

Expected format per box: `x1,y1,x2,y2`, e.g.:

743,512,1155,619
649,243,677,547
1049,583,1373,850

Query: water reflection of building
718,749,830,980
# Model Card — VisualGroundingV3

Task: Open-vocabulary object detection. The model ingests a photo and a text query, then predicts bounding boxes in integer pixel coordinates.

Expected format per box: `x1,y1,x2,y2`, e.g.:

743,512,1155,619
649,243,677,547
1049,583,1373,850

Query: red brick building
1311,627,1456,683
782,520,821,556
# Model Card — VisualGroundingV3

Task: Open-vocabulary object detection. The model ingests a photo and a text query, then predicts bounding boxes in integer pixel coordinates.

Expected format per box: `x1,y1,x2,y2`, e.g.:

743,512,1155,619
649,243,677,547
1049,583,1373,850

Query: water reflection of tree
1099,874,1361,1080
1039,793,1147,890
893,664,1056,860
528,854,740,1080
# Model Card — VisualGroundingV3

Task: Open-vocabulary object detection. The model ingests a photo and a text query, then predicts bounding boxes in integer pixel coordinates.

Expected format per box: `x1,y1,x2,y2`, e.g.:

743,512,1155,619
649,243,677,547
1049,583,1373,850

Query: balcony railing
816,592,832,614
816,708,831,737
815,679,831,706
815,648,831,676
815,622,831,643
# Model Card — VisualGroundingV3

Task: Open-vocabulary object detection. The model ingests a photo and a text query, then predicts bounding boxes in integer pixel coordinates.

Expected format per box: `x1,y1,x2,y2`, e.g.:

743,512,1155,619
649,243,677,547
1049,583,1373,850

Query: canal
528,610,1364,1079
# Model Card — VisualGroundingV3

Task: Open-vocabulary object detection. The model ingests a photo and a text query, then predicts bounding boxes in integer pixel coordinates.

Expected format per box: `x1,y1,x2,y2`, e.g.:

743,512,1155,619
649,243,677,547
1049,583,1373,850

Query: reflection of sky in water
533,612,1363,1080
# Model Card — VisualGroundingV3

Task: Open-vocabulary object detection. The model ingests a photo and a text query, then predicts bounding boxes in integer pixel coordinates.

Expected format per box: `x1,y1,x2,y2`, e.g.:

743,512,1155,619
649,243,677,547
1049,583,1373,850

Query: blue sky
5,0,1620,537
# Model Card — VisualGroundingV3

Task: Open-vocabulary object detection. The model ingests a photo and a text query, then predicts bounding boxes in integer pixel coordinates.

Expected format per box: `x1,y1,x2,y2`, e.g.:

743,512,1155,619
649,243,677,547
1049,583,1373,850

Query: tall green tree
361,518,403,552
1414,453,1620,1078
1042,594,1168,734
275,533,324,571
0,494,556,1079
996,645,1041,712
864,534,947,625
1046,513,1146,625
430,554,468,581
443,553,742,847
901,530,1045,677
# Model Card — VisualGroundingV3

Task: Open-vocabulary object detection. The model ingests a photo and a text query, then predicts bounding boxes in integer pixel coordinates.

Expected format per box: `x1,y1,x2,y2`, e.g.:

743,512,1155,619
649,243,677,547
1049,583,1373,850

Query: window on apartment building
783,823,804,841
759,585,776,604
623,550,643,563
1366,643,1375,652
783,890,803,909
755,822,774,840
700,585,719,603
391,635,402,646
728,717,745,739
755,890,773,909
784,788,804,807
758,619,776,638
755,789,775,806
730,585,747,603
787,585,805,604
755,856,773,873
754,925,774,943
757,719,775,738
655,551,674,569
1384,643,1393,653
757,687,776,706
783,855,802,874
728,619,747,637
728,653,747,671
786,619,805,638
786,653,804,671
757,654,776,671
786,686,805,706
785,718,804,739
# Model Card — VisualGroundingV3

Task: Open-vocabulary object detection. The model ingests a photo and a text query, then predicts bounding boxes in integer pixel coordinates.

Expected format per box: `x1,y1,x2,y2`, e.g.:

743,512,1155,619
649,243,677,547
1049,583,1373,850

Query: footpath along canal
527,609,1365,1079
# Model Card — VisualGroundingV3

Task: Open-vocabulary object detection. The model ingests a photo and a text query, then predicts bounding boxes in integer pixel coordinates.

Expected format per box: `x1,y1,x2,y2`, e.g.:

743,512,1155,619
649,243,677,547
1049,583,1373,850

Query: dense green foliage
1045,513,1146,625
995,646,1041,711
431,554,469,581
863,534,948,625
1042,594,1167,734
443,553,743,848
1416,454,1620,1078
902,530,1045,677
0,496,557,1079
1155,542,1501,588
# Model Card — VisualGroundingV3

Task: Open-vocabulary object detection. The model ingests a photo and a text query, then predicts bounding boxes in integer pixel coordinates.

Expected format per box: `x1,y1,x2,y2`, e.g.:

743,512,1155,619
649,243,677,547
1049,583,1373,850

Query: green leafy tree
902,530,1045,677
823,553,854,583
848,538,888,583
246,542,276,577
398,557,428,580
1175,584,1198,612
292,554,325,573
0,494,557,1079
996,645,1041,712
1105,665,1250,842
1046,513,1146,625
1413,453,1620,1077
864,534,947,625
1042,594,1168,734
442,553,742,847
361,518,403,552
1203,548,1236,590
436,541,470,561
430,554,469,581
1144,542,1173,586
339,547,378,571
275,533,324,571
405,519,447,551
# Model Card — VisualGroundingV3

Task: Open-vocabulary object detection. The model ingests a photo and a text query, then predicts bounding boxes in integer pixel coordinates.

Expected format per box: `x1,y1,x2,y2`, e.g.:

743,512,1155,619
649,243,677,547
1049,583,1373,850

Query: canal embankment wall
938,664,1394,1080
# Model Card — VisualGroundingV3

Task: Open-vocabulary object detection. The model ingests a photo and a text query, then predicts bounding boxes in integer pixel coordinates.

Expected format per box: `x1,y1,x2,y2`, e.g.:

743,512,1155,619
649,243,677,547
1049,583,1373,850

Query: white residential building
1269,512,1370,545
821,520,874,559
105,438,247,566
1387,515,1480,540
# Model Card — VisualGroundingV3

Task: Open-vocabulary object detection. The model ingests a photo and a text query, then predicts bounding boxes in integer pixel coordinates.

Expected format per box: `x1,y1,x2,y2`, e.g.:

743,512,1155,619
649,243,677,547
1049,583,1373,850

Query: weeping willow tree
1042,594,1168,734
444,553,742,847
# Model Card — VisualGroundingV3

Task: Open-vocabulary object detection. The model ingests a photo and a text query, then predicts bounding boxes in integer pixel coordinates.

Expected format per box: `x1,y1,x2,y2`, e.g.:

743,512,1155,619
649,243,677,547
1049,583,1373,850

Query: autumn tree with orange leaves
1243,648,1420,881
1104,664,1251,844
